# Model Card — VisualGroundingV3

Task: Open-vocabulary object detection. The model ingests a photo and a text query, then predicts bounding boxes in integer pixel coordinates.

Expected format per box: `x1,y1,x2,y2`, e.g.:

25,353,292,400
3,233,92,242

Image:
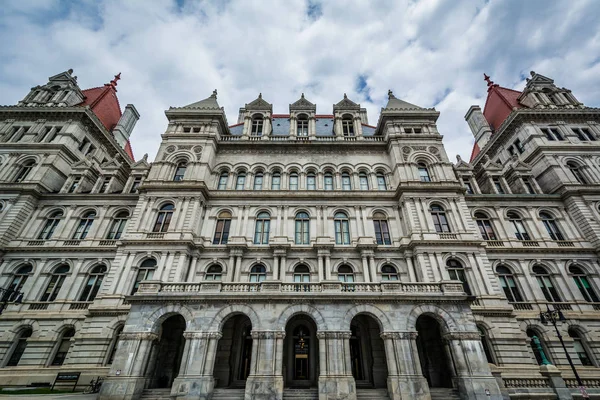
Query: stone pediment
131,154,150,170
454,155,473,170
333,94,360,111
509,156,532,172
47,69,79,86
179,90,221,110
289,93,316,112
526,71,554,86
71,158,93,171
100,158,122,170
246,93,273,112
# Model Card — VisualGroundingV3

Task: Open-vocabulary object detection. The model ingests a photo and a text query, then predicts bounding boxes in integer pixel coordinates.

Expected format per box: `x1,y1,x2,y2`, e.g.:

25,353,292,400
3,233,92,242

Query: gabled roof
333,94,360,111
384,90,422,110
182,90,221,109
289,93,316,112
245,93,273,111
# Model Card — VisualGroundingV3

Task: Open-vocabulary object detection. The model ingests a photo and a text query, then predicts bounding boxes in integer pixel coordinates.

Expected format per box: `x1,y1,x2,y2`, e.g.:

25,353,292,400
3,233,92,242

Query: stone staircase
211,388,246,400
283,388,319,400
356,388,390,399
429,387,461,400
140,388,173,400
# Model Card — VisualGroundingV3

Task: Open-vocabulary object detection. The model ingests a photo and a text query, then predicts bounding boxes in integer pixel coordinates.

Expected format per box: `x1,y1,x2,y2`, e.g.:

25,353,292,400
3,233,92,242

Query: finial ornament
68,68,74,74
259,93,262,99
110,73,121,87
530,71,536,77
456,154,462,162
212,89,217,98
388,89,395,99
301,93,305,98
344,93,348,99
483,73,494,87
143,153,148,161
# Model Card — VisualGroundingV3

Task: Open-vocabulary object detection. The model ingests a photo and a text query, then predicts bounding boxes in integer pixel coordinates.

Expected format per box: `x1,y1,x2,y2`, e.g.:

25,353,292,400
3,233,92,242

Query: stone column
317,331,356,400
245,331,285,400
442,332,503,400
380,332,429,400
99,332,158,400
172,332,222,400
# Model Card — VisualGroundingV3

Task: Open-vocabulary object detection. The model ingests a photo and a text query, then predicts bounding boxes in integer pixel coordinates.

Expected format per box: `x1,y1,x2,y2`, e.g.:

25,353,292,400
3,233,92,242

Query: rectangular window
524,179,536,194
289,175,298,190
218,174,228,190
236,175,246,190
573,127,595,141
463,177,474,194
307,175,316,190
271,175,281,190
324,175,334,190
100,177,111,193
342,175,352,190
542,127,563,141
79,138,89,152
514,139,524,153
493,178,505,194
68,178,80,193
130,177,141,193
377,175,386,190
254,175,263,190
507,146,515,156
359,175,369,190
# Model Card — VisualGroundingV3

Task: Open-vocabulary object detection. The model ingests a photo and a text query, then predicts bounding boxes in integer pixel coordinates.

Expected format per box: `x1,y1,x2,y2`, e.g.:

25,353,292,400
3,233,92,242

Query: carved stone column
317,331,356,400
98,332,158,400
245,331,286,400
442,331,503,400
171,331,223,400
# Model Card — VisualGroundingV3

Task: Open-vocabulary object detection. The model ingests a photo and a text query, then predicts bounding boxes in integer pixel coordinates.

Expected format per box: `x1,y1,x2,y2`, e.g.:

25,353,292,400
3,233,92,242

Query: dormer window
405,127,422,134
573,127,595,141
297,114,309,136
541,128,563,141
342,115,354,136
251,116,263,136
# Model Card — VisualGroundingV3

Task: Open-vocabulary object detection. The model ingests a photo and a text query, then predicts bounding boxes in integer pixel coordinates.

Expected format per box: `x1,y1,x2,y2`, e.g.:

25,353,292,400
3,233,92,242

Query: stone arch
3,319,41,340
407,304,459,332
343,304,393,332
209,304,261,331
276,304,328,331
146,304,195,332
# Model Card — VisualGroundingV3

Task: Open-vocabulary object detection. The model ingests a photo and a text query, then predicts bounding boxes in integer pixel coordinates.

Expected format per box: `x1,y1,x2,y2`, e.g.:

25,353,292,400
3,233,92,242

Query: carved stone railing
99,240,117,246
27,240,45,246
522,240,540,247
68,302,91,310
511,302,534,310
485,240,504,247
438,233,458,240
556,240,575,247
146,233,165,239
503,377,550,388
62,240,81,246
565,378,600,388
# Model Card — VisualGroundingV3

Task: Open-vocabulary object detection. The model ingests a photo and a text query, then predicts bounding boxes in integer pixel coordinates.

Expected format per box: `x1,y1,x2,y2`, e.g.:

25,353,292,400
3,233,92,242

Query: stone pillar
539,364,571,400
171,332,222,400
99,332,158,400
443,332,503,400
317,331,356,400
245,331,286,400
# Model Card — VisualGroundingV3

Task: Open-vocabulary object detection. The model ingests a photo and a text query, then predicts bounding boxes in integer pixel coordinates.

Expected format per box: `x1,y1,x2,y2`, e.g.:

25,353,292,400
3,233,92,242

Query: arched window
295,212,310,245
14,160,35,183
251,116,263,136
153,204,174,233
271,171,281,190
447,259,472,295
6,328,33,367
107,211,129,240
294,265,310,283
173,161,187,181
324,172,334,190
532,265,561,302
527,329,550,365
78,265,107,302
338,265,355,282
213,211,232,244
249,265,267,282
254,212,271,244
218,171,229,190
40,264,69,302
475,212,497,241
569,265,599,303
478,325,496,364
496,266,524,302
254,172,263,190
106,325,123,365
567,161,588,184
334,212,350,244
38,211,63,240
431,205,450,233
205,265,223,281
568,329,594,366
381,265,399,281
306,172,316,190
373,212,391,245
3,265,32,302
289,172,299,190
72,211,96,240
131,259,156,294
376,172,387,190
418,162,431,182
507,211,530,240
51,328,75,366
341,172,352,190
359,172,369,190
342,115,354,136
236,172,246,190
540,212,564,241
297,114,308,136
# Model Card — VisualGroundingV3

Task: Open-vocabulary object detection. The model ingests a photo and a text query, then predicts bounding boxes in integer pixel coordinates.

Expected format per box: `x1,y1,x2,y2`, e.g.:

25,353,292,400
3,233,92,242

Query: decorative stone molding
120,332,158,341
183,331,222,340
251,330,285,339
380,331,418,340
442,331,480,341
317,331,352,339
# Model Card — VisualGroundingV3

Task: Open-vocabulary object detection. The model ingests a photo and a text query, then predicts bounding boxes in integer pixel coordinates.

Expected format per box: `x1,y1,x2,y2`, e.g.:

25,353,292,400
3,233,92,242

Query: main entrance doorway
149,314,186,388
416,315,453,388
284,314,319,388
350,315,388,388
214,315,253,388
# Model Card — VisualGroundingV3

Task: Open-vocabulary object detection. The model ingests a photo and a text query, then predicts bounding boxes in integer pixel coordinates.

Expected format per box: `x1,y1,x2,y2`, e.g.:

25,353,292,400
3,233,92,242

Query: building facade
0,70,599,400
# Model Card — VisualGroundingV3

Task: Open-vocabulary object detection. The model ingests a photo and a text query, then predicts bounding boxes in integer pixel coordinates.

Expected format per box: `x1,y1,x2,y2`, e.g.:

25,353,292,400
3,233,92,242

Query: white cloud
1,0,599,161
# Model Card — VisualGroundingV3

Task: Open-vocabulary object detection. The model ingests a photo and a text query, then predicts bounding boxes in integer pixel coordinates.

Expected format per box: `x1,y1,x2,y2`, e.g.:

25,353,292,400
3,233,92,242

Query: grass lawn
0,388,82,395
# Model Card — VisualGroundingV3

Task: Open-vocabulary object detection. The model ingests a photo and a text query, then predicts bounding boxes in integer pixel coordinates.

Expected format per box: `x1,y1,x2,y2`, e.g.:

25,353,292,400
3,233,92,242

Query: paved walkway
0,394,98,400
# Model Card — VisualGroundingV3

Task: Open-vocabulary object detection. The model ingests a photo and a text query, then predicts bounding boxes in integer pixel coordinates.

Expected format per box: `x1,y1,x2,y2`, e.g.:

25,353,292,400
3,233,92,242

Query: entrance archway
350,314,388,388
214,315,253,388
150,314,186,388
284,314,319,388
416,315,453,388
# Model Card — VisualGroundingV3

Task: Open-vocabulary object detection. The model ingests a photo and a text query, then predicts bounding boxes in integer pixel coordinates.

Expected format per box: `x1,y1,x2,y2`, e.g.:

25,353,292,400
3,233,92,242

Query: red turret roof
77,73,135,160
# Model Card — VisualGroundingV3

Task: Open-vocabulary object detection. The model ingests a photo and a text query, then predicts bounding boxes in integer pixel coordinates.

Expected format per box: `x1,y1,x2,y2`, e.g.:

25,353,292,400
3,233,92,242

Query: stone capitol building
0,69,599,400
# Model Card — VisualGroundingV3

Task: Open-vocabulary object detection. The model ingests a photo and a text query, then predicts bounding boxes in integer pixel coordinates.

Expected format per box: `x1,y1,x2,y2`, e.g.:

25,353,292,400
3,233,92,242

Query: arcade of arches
100,304,502,400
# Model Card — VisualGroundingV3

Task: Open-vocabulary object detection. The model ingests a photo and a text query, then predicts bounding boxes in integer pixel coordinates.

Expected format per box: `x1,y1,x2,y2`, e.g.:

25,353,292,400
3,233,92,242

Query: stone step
140,388,173,400
211,388,246,400
356,388,390,399
429,387,461,400
283,388,319,399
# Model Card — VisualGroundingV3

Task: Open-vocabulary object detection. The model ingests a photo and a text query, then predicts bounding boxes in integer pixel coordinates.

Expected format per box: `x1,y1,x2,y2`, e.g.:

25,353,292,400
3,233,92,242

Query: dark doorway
350,315,388,388
416,315,453,388
150,314,186,388
284,314,319,388
214,315,253,388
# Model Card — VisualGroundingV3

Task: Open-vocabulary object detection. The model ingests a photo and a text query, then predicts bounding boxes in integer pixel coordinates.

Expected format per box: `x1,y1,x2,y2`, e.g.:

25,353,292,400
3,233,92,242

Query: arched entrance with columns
350,314,388,389
283,314,319,388
214,314,253,388
415,315,453,389
148,314,186,388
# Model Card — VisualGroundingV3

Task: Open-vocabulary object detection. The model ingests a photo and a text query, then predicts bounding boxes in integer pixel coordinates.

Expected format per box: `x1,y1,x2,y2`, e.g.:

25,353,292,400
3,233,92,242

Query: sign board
51,372,81,392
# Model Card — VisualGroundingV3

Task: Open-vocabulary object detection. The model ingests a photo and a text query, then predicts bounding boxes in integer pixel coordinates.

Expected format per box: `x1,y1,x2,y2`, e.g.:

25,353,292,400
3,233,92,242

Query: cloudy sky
1,0,599,161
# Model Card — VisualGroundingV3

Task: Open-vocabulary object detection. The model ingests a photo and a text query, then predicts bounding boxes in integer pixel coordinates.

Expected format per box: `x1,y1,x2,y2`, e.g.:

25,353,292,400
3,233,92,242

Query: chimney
465,105,492,150
113,104,140,149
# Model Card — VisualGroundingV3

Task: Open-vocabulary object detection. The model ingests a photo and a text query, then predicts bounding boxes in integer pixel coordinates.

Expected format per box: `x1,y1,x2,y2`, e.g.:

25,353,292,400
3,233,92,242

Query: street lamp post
0,286,24,315
539,304,589,399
